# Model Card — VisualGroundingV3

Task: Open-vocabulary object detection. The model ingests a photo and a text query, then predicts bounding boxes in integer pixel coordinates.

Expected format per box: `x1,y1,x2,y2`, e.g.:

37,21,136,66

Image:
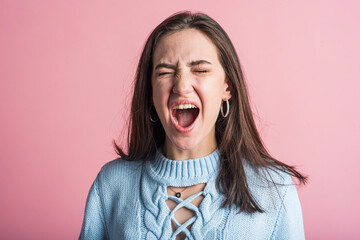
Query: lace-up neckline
142,149,225,239
167,191,204,239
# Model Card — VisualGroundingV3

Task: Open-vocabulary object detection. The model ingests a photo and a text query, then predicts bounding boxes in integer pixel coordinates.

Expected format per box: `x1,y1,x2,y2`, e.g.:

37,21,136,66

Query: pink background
1,0,359,239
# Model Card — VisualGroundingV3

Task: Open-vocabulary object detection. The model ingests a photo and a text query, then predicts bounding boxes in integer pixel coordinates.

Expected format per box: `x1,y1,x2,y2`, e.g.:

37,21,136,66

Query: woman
80,11,307,240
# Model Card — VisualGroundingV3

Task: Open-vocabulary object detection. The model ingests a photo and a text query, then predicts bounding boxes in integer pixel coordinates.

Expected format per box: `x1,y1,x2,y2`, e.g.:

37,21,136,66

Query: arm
271,181,305,240
79,176,108,240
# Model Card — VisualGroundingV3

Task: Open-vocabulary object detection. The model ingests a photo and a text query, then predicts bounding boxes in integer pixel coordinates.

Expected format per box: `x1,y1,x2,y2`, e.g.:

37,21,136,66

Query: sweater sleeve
270,180,305,240
79,176,108,240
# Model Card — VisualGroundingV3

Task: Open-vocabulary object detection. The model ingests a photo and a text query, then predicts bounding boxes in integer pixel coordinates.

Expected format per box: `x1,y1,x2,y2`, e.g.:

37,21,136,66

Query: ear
223,78,233,100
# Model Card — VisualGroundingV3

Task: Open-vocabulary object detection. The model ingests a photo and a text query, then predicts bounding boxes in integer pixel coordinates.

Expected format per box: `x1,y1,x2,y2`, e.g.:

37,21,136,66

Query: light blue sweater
79,150,305,239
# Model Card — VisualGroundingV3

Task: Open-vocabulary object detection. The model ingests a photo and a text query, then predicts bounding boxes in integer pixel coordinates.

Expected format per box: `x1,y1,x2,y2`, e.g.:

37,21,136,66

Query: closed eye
158,72,172,76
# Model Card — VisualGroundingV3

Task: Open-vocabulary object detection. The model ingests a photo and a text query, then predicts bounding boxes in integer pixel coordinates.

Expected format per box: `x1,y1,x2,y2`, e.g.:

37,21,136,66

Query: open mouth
172,104,199,129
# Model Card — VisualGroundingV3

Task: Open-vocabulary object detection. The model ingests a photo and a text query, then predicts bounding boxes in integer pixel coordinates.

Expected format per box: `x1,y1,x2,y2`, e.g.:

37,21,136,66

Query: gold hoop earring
220,98,230,118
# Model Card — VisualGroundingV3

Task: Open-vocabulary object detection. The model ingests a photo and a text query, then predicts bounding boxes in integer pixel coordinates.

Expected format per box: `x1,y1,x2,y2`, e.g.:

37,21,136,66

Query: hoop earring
220,98,230,118
150,105,159,122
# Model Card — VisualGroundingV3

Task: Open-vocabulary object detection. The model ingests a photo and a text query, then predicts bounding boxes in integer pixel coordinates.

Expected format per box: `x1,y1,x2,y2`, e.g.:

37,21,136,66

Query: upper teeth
173,104,197,110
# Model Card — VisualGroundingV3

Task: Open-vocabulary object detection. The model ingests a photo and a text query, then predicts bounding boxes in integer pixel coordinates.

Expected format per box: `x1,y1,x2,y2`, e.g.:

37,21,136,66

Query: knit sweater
79,150,305,239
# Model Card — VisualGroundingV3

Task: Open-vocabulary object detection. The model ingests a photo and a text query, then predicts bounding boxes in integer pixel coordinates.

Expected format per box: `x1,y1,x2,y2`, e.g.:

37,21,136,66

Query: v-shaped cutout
166,191,204,239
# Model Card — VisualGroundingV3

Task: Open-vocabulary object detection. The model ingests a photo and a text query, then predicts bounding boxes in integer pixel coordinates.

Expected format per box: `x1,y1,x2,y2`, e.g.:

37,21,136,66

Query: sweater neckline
145,149,220,186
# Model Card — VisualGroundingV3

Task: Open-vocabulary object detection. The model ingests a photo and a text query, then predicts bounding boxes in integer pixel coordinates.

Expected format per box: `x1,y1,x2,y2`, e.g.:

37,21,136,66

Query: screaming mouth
172,104,199,128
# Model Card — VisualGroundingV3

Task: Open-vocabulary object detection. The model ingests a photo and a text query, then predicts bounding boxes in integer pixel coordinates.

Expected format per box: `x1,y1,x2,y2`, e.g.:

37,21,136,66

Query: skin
151,28,232,161
151,29,233,238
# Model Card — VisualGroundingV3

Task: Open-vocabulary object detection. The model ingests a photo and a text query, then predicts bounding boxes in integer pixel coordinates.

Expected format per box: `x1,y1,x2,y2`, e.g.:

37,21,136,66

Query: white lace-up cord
168,191,204,238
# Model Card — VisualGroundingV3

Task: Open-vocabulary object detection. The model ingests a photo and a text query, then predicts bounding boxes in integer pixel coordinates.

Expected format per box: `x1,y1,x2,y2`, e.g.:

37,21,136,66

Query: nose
172,72,194,95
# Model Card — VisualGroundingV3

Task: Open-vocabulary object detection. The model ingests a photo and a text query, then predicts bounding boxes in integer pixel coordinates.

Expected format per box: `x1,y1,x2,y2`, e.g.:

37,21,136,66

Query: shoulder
95,158,143,192
80,158,145,237
243,160,295,189
243,160,299,211
99,158,143,176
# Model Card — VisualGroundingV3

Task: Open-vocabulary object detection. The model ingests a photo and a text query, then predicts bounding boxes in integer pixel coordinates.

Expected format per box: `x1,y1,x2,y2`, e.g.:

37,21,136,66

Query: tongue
177,109,197,127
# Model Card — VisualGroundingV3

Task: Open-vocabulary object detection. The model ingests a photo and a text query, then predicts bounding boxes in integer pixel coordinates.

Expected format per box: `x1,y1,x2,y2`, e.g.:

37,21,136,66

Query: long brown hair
114,11,307,213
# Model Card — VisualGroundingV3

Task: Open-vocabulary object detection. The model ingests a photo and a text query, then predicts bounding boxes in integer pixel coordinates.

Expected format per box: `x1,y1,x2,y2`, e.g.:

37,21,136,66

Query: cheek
199,78,226,100
152,83,171,113
198,80,226,116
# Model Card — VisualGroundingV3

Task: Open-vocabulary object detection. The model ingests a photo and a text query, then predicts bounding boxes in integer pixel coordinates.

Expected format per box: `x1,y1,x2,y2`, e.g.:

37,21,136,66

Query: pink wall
1,0,359,239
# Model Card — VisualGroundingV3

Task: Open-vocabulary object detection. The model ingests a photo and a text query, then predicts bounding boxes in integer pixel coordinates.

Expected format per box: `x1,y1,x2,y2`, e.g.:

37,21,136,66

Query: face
151,28,232,159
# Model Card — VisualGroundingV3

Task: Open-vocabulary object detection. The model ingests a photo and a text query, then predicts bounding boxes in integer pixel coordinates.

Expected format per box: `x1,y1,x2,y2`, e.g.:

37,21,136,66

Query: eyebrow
154,63,176,71
188,60,212,67
154,60,212,71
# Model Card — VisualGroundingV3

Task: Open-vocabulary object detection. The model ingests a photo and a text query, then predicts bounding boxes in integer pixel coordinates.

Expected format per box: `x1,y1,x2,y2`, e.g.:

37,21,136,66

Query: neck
163,137,217,161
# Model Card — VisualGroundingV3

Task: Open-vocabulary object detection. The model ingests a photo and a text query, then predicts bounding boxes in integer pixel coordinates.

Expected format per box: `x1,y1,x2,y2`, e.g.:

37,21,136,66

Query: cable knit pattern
79,150,305,240
141,150,223,239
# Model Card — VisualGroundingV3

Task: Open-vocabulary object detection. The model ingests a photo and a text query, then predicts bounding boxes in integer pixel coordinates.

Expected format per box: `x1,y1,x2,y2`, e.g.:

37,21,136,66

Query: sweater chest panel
139,152,229,239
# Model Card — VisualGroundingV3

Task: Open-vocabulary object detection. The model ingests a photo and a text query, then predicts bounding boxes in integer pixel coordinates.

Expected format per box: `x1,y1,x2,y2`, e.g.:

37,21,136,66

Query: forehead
152,28,219,64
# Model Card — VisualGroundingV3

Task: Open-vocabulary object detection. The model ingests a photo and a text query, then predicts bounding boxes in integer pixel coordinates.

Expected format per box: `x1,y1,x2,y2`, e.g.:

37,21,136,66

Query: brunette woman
80,11,307,240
